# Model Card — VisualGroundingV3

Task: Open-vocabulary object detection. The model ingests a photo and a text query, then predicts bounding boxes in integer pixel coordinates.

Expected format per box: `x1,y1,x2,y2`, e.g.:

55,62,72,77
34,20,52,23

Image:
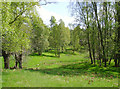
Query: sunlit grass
2,50,119,87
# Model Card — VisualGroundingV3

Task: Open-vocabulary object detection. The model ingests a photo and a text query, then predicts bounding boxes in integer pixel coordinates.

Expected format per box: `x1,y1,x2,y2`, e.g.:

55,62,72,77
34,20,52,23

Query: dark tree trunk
2,50,10,69
114,59,118,67
14,53,23,69
85,3,93,64
93,48,95,65
19,54,22,69
87,33,93,64
14,54,19,69
114,54,120,67
105,2,108,65
61,46,64,53
115,2,120,67
92,2,106,67
92,20,96,66
15,61,18,68
114,54,118,67
117,2,120,67
4,56,10,69
98,32,101,66
98,30,102,66
103,2,109,63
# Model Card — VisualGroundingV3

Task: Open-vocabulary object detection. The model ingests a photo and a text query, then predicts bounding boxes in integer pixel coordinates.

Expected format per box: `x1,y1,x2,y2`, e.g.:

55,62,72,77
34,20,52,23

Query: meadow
1,1,120,88
1,50,119,87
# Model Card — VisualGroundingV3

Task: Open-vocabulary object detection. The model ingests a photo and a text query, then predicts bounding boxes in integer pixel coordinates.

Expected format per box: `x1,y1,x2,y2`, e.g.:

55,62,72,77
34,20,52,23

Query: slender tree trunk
62,47,63,53
117,2,120,67
85,3,93,64
87,33,93,64
92,19,96,65
102,3,105,63
114,53,118,67
115,2,120,67
104,2,108,63
93,48,95,65
2,50,10,69
114,58,118,67
104,6,107,64
92,2,106,67
15,61,18,68
97,29,102,66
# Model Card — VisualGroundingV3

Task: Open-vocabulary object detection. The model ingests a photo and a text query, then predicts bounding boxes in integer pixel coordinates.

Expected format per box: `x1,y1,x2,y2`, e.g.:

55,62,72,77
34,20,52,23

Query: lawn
1,51,119,87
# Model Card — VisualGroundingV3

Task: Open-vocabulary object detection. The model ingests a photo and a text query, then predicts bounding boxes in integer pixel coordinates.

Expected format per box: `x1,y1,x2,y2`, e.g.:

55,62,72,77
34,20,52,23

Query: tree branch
9,10,26,25
39,0,57,6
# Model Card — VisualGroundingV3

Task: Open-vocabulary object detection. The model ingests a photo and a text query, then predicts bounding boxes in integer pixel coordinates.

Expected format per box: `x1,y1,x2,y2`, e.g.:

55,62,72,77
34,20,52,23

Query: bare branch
39,0,57,6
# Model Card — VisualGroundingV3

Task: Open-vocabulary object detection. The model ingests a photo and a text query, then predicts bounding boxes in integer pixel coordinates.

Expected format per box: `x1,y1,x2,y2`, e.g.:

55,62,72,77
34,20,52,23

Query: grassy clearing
2,51,119,87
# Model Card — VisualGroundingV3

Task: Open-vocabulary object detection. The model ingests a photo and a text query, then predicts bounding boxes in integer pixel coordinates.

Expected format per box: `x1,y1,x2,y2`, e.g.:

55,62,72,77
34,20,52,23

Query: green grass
2,51,119,87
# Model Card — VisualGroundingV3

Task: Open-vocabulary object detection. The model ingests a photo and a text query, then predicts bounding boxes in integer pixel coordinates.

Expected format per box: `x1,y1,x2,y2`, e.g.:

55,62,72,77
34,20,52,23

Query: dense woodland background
1,1,120,68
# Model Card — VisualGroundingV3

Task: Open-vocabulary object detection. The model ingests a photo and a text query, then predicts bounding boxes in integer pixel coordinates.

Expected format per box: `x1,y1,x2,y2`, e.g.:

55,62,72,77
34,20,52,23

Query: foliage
31,14,49,55
69,2,120,67
2,2,39,53
49,18,70,57
1,2,39,69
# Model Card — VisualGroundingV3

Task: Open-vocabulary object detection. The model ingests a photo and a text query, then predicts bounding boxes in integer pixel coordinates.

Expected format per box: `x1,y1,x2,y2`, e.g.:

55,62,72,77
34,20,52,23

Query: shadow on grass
47,49,77,55
29,49,78,58
62,51,77,55
42,54,56,58
29,53,40,56
29,53,57,58
25,62,119,79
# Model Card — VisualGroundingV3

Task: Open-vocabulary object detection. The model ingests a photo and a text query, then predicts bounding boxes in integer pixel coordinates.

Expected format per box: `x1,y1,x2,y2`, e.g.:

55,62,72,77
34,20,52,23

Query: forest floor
1,50,119,87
